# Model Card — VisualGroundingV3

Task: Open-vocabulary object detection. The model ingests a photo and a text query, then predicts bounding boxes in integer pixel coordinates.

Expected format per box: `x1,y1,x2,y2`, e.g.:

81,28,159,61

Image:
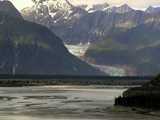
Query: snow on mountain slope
65,43,128,76
65,43,90,57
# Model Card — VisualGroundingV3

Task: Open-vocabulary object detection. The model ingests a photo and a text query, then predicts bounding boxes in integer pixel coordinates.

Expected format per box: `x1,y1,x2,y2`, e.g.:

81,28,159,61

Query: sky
10,0,160,10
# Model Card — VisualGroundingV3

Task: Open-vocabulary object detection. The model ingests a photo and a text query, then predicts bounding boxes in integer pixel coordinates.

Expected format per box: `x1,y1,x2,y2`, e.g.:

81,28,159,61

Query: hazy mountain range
0,0,102,75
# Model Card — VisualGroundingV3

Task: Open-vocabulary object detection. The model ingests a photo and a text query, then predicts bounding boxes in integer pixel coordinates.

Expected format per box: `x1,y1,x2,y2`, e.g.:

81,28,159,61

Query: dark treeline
0,74,152,87
0,74,153,80
115,74,160,110
115,95,160,110
0,79,149,87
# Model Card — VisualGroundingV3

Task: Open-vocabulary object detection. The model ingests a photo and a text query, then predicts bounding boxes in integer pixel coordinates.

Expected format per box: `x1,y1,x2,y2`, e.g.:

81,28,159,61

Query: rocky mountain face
22,0,89,43
106,4,134,13
83,5,160,76
0,0,22,18
0,1,102,75
85,23,160,76
146,6,160,14
22,1,160,44
21,0,160,76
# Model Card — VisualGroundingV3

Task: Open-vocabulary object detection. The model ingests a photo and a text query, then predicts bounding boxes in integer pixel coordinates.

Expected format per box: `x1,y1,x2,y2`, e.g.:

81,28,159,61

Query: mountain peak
117,4,133,13
0,0,22,18
88,2,109,12
146,6,155,12
146,6,160,13
120,4,131,8
106,4,133,13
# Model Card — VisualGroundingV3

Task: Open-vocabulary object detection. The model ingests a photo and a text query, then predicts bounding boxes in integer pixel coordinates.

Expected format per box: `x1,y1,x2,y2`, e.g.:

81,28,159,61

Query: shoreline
0,79,149,87
113,106,160,117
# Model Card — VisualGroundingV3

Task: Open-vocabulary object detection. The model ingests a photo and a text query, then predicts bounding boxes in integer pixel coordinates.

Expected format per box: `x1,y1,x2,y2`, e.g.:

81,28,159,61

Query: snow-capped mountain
22,1,160,44
21,0,160,76
22,0,87,28
0,0,103,75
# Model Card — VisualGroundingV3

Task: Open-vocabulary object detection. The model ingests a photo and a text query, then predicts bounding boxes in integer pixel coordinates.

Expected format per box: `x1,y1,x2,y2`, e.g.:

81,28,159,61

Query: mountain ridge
85,23,160,76
22,1,160,44
21,1,160,76
0,0,22,18
0,1,103,75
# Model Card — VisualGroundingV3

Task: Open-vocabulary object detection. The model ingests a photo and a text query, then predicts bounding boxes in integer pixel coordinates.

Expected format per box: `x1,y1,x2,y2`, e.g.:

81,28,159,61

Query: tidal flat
0,86,159,120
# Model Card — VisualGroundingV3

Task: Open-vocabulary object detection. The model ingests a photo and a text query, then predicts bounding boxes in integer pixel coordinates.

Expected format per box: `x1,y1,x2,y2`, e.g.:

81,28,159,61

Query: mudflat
0,86,159,120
